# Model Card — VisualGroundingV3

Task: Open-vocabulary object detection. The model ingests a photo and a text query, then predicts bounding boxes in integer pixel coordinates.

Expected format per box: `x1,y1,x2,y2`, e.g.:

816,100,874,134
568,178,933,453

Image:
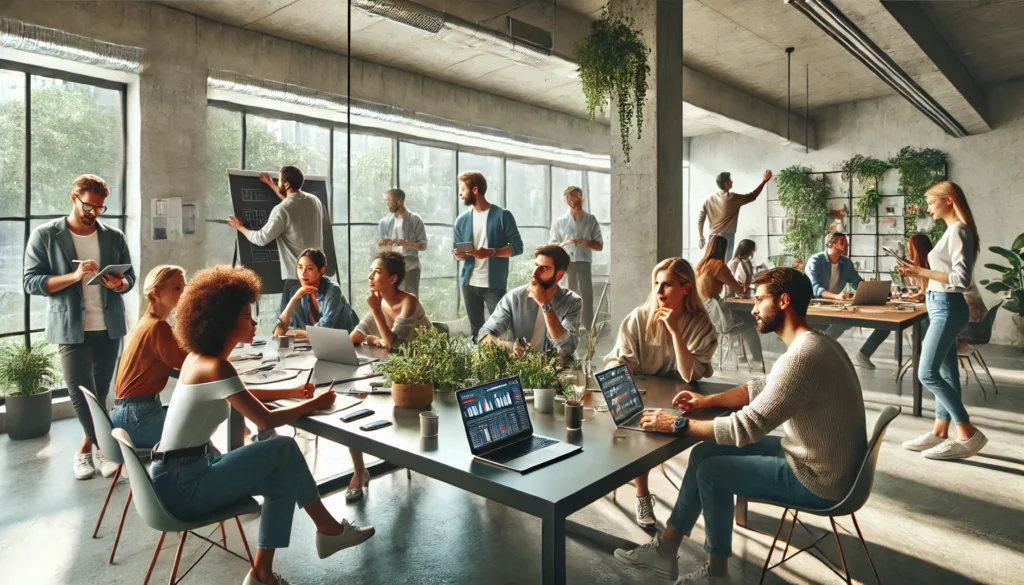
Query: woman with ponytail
897,181,987,460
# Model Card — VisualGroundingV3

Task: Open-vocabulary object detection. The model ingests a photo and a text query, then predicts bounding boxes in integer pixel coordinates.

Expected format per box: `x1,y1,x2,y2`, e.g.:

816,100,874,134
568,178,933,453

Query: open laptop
851,280,892,306
595,364,671,431
456,376,581,473
306,326,378,366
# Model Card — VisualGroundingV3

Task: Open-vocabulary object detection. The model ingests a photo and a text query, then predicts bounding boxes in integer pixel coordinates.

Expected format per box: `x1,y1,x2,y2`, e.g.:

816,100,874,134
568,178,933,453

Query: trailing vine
776,166,832,263
841,154,890,223
889,146,948,243
856,187,882,222
575,10,650,162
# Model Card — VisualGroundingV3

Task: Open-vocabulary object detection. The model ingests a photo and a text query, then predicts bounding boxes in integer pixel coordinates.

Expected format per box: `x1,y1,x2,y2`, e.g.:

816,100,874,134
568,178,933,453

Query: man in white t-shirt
24,175,136,481
375,188,427,296
453,171,524,340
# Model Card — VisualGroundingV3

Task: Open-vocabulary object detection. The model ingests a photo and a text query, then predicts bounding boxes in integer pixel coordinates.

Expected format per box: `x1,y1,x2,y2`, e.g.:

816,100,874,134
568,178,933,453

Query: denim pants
151,437,319,549
824,326,890,359
667,437,839,558
921,291,970,424
462,285,505,341
59,332,121,445
110,401,167,449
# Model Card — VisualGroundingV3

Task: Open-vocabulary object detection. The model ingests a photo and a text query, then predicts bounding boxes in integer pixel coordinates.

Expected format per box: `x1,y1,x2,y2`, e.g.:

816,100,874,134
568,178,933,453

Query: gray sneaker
614,536,679,580
677,561,732,584
855,352,877,370
635,494,657,527
315,519,375,559
74,453,95,480
923,430,988,460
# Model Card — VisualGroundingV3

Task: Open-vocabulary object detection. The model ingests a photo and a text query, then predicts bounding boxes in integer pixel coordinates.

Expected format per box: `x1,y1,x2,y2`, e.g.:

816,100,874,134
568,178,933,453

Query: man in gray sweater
614,268,867,585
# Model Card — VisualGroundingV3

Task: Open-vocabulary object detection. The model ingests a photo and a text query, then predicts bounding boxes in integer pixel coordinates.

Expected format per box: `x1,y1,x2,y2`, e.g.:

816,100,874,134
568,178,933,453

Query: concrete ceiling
922,0,1024,85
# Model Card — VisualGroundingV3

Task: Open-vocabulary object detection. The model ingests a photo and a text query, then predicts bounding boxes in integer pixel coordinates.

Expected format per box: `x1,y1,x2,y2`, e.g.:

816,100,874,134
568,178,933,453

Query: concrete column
609,0,683,325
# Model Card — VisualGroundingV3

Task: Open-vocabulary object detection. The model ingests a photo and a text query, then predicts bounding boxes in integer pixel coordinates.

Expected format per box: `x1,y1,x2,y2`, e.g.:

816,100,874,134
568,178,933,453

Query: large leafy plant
776,166,832,263
376,327,474,388
841,155,889,221
575,10,650,163
0,342,59,397
888,146,948,243
980,233,1024,317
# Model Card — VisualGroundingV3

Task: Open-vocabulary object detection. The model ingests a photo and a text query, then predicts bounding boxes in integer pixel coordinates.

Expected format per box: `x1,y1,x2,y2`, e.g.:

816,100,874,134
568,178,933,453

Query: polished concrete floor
1,331,1022,585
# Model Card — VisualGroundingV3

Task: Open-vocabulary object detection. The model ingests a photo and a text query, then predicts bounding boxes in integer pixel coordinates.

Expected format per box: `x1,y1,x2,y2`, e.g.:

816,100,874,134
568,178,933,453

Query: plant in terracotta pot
0,341,59,440
980,232,1024,344
376,328,436,408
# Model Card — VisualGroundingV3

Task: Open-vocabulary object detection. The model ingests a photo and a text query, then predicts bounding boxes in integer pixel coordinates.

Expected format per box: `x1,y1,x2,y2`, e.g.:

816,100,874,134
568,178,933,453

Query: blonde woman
898,181,987,460
605,258,718,527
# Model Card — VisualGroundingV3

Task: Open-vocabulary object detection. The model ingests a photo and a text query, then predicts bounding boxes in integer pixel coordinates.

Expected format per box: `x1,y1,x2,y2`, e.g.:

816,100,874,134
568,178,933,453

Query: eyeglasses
75,195,107,215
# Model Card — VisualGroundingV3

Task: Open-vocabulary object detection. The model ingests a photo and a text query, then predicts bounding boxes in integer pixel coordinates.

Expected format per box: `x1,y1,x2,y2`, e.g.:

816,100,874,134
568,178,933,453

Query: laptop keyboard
488,436,557,464
622,410,645,427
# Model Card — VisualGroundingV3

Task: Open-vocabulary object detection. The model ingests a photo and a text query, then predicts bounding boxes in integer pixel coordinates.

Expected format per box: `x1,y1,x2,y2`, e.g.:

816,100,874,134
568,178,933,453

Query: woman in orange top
695,235,764,366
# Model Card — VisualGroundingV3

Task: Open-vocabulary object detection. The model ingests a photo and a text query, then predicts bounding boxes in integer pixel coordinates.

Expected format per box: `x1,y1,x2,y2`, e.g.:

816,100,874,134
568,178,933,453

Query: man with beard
24,175,136,481
549,185,603,330
612,268,866,585
479,245,581,357
453,171,523,340
375,188,427,296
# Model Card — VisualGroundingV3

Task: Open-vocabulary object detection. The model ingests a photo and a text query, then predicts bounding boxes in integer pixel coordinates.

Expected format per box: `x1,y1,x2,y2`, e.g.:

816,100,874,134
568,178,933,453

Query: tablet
86,264,133,286
455,242,474,253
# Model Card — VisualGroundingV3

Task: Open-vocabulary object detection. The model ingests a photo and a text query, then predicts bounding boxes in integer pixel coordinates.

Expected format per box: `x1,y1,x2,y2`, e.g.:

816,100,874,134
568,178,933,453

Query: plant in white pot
980,232,1024,344
0,341,60,440
515,349,562,414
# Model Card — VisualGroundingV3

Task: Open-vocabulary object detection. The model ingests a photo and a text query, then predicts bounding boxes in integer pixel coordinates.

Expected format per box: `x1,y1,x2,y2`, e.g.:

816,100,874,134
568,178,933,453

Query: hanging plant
889,146,948,242
840,154,890,188
856,187,882,222
777,166,832,263
575,10,650,162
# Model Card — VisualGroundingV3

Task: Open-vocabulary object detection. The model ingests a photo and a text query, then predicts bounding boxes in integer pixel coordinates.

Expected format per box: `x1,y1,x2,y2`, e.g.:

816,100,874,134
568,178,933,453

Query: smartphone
340,408,374,423
455,242,474,253
359,420,393,432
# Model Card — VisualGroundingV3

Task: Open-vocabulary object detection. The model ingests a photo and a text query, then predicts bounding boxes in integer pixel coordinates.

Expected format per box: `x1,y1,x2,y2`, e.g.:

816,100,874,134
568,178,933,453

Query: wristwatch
541,302,553,312
673,414,690,434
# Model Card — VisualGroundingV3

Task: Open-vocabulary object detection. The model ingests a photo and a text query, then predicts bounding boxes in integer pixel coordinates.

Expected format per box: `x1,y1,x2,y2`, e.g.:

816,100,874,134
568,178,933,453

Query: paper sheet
151,197,183,241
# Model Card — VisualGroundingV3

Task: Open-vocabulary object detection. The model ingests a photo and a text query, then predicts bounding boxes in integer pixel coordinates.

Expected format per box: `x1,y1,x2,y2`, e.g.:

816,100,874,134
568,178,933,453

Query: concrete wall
688,79,1024,345
2,0,606,320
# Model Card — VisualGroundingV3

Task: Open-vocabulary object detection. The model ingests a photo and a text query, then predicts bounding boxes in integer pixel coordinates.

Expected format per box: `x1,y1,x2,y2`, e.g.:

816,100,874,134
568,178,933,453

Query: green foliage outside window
776,166,832,263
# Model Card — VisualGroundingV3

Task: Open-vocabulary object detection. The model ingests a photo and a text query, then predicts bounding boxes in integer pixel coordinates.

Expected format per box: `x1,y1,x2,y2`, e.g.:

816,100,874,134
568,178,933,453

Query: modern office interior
1,1,1023,584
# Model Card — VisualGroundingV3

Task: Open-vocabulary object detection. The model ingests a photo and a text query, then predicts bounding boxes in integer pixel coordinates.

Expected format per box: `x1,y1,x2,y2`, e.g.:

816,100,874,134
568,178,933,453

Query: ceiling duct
785,0,967,138
0,18,144,73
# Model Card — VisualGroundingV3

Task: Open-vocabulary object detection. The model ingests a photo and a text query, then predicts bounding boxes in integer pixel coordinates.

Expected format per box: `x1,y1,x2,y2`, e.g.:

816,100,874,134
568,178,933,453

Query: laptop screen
595,365,644,426
457,377,533,455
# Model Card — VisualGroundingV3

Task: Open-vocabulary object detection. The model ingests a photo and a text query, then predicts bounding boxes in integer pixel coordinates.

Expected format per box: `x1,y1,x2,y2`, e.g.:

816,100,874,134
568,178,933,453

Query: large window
0,62,126,347
204,102,608,333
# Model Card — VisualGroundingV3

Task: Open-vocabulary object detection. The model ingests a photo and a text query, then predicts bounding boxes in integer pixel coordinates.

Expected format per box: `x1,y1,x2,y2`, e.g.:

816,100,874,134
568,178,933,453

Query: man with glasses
375,188,427,296
24,174,136,481
550,185,603,330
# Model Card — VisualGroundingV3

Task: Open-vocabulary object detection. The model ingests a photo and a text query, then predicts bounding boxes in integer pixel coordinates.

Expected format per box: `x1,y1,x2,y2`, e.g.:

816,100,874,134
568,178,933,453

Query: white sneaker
902,432,946,452
677,561,732,584
315,519,375,559
923,430,988,460
94,450,120,478
74,453,96,480
855,352,876,370
635,494,657,527
613,536,679,580
242,571,291,585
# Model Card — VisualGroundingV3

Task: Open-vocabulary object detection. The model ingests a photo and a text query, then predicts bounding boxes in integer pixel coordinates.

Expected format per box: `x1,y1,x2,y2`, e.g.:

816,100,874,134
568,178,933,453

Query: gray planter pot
5,388,52,440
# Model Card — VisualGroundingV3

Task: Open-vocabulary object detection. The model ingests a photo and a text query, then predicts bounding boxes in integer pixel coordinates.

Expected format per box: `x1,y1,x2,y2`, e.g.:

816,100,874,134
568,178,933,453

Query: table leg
227,406,245,452
542,513,566,585
912,321,923,417
895,327,903,370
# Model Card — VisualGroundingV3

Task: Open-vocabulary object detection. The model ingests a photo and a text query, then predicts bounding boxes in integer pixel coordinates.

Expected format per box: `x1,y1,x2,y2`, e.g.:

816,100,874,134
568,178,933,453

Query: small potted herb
0,341,60,440
562,383,585,431
515,348,560,414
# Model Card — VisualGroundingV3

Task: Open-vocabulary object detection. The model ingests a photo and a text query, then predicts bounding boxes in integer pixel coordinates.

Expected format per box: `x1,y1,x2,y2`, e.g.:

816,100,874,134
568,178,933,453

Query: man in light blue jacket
375,188,427,296
805,232,889,369
23,175,136,481
453,171,524,340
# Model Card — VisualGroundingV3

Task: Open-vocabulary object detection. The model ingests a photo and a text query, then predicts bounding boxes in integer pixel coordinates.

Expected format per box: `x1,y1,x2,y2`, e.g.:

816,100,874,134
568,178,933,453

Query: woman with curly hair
152,266,374,585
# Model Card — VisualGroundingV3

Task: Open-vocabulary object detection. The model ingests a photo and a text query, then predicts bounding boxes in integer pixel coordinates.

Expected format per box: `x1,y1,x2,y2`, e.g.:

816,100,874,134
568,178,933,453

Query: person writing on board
274,248,359,339
23,174,136,481
375,188,428,296
228,166,325,313
697,170,772,259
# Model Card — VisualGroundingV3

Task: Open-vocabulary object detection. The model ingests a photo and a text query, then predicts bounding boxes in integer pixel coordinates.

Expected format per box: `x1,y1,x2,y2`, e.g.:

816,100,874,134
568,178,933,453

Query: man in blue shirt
453,171,524,340
480,244,582,357
805,232,889,369
550,185,603,330
375,188,427,296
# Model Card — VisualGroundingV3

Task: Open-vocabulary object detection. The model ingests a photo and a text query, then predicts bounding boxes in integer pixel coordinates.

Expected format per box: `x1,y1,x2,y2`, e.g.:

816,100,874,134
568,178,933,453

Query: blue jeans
824,326,889,358
667,437,839,558
151,437,319,549
463,285,505,341
110,401,167,449
710,231,736,261
922,291,970,424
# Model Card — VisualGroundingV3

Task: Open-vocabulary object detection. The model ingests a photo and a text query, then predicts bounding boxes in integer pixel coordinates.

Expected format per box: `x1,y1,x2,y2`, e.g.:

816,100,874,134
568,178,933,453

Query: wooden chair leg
973,350,999,395
168,532,187,585
93,464,123,538
109,488,132,564
235,517,254,566
220,521,227,546
964,356,986,399
850,513,882,585
144,531,166,585
829,517,852,584
779,510,798,564
958,356,968,385
759,508,789,585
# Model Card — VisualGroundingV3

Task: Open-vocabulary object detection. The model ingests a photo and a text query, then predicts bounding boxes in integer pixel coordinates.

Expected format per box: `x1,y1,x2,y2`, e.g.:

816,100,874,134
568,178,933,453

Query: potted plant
562,384,585,431
514,348,562,414
376,328,436,408
575,9,650,163
413,326,475,393
0,341,60,440
473,340,516,384
980,232,1024,343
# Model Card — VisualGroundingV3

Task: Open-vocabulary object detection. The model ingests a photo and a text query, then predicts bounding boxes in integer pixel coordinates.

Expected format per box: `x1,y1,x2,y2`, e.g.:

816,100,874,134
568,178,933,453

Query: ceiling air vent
507,17,553,52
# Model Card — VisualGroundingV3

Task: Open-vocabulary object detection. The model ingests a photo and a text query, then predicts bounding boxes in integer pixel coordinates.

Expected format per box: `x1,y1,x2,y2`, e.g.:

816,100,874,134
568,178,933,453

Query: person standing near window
228,166,325,314
453,171,524,341
23,174,136,480
549,185,603,330
897,181,988,460
697,170,772,259
375,188,427,296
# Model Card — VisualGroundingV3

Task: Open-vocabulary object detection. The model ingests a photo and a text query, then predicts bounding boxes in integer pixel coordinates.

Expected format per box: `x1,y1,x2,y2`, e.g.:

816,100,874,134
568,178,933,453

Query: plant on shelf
776,166,832,263
888,146,948,243
980,232,1024,340
856,187,883,222
840,154,890,187
0,341,60,440
575,9,650,162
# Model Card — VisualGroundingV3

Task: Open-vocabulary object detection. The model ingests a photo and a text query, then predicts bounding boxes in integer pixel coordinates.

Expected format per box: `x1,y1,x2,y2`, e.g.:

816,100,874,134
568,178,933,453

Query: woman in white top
897,181,987,460
726,239,756,299
152,266,374,585
605,257,718,528
346,251,433,502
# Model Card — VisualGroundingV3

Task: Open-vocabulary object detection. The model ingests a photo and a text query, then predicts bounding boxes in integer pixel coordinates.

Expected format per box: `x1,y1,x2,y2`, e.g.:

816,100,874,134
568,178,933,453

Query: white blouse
927,221,974,293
